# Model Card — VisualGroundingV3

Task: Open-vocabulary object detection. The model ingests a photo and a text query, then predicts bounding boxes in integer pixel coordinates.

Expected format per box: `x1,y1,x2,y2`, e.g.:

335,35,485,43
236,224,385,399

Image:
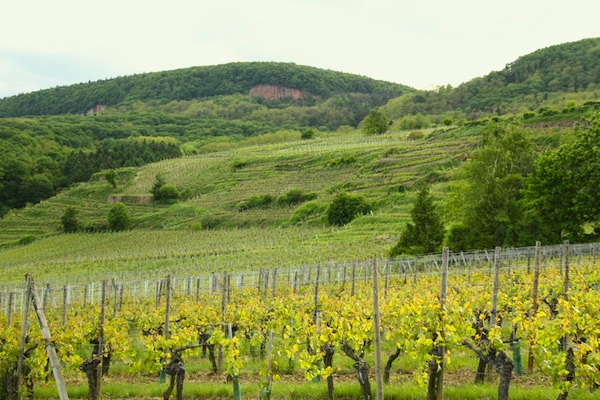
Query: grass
30,376,600,399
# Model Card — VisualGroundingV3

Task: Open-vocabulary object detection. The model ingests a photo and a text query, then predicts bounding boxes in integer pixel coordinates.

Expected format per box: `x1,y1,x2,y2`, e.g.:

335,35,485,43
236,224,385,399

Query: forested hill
0,62,412,117
385,37,600,119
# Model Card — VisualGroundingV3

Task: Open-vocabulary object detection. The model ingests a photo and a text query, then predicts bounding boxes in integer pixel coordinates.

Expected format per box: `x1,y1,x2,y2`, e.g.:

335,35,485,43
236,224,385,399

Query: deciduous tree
446,123,535,250
360,108,389,135
524,114,600,242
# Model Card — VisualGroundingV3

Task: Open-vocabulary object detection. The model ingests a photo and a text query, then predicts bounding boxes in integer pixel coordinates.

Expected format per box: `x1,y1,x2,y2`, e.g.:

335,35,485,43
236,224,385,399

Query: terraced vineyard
0,127,476,287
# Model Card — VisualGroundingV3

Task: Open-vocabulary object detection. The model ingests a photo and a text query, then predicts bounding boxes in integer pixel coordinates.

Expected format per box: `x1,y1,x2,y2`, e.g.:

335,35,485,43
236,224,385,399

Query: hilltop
384,37,600,119
0,62,411,117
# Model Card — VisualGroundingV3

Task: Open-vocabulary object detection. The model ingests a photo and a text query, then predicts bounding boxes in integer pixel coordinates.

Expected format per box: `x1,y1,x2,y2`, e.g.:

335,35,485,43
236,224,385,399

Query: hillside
3,104,596,287
0,62,411,117
2,40,598,219
384,37,600,119
0,124,481,281
0,63,414,217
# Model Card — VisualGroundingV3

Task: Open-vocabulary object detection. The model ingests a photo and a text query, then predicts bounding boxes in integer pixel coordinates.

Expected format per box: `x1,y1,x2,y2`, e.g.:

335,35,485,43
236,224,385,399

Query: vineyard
2,242,600,399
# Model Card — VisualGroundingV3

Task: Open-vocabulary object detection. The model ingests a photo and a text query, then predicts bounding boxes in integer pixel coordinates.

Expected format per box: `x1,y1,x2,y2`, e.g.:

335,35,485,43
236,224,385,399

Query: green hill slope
0,125,476,279
0,62,413,217
0,62,411,117
0,108,594,286
384,37,600,119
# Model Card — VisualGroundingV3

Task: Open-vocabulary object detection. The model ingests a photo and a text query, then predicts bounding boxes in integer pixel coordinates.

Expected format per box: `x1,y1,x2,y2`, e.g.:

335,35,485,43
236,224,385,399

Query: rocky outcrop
249,85,308,100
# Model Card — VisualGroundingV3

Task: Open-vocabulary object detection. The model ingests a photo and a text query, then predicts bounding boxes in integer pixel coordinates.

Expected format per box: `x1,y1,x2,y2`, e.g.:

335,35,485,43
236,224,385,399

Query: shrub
200,211,221,230
19,235,36,245
389,185,444,256
151,174,179,202
523,112,535,120
238,195,274,212
108,203,131,231
277,189,317,207
407,131,424,140
289,201,328,225
231,159,248,171
398,113,432,130
383,147,401,157
442,116,453,126
105,170,117,189
327,192,371,226
156,184,180,202
538,106,559,116
361,108,390,135
301,129,315,139
151,173,167,197
326,155,356,168
61,206,81,233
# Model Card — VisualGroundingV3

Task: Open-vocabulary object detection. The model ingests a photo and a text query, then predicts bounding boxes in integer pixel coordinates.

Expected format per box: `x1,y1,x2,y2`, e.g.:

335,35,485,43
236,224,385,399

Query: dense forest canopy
384,37,600,119
0,62,411,117
0,115,182,216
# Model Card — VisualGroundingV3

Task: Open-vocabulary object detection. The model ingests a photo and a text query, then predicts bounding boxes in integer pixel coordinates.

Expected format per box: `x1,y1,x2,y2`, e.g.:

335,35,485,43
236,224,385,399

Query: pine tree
390,185,444,256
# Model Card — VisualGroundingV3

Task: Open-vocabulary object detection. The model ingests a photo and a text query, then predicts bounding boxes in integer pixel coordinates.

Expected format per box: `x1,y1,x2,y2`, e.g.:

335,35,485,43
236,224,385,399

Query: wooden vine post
7,291,14,325
96,280,107,398
16,276,32,397
563,240,570,298
372,259,384,400
528,241,541,373
490,247,501,327
437,247,449,400
312,265,321,324
27,274,69,400
426,248,449,400
165,275,171,341
217,272,226,375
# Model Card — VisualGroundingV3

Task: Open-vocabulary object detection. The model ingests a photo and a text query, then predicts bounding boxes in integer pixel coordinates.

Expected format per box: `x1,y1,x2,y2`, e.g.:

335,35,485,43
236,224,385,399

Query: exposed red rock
249,85,307,100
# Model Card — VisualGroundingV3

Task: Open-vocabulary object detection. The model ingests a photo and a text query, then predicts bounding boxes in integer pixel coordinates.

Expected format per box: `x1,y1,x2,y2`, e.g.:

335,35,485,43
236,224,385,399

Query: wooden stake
62,285,68,327
490,247,501,328
351,263,356,296
266,330,274,392
372,259,384,400
16,276,32,396
528,241,541,373
27,274,69,400
7,291,13,325
312,265,321,323
83,284,88,308
97,280,107,398
436,247,449,400
165,275,171,340
272,268,277,299
218,272,227,375
384,260,389,299
563,240,570,298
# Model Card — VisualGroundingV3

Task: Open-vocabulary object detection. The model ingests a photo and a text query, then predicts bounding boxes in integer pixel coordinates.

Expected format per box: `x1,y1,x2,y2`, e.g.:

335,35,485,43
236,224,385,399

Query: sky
1,0,599,99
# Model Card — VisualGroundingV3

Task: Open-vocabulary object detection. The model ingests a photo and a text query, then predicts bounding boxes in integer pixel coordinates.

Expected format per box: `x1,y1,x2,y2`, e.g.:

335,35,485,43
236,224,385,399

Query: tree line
0,62,410,117
383,37,600,119
0,116,182,217
391,113,600,254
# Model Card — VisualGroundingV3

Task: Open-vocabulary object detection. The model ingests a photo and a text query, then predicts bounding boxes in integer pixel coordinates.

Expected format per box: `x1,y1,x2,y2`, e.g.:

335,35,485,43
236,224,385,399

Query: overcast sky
0,0,598,99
